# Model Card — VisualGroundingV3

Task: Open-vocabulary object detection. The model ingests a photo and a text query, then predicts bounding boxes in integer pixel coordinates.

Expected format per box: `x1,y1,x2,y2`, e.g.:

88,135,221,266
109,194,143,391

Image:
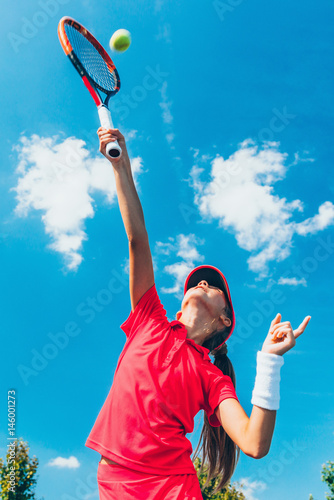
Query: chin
183,289,206,308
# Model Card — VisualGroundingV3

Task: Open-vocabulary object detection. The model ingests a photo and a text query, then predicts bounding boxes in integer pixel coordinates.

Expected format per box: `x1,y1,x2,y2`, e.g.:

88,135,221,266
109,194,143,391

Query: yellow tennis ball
109,29,131,52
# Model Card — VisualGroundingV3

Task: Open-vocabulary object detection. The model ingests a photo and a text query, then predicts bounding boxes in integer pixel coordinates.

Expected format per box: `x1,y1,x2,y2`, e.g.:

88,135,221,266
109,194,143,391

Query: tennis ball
109,29,131,52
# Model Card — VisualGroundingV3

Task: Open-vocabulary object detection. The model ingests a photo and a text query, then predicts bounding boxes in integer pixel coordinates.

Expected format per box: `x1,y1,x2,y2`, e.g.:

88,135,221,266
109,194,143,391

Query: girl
85,128,311,500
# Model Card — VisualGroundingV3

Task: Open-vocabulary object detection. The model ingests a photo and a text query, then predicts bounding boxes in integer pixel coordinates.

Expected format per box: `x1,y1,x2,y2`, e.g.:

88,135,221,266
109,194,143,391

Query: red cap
183,265,235,347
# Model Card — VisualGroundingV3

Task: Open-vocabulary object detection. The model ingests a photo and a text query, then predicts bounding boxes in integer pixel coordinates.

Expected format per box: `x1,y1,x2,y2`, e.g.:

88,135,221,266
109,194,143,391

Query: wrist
111,157,129,171
261,347,284,357
260,349,284,358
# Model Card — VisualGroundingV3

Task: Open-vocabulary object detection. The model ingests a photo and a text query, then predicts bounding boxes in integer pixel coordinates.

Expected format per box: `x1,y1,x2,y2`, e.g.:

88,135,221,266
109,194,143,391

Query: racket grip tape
98,105,122,159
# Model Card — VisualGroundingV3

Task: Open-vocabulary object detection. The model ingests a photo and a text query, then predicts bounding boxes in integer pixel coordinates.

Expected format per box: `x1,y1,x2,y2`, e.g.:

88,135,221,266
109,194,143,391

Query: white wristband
251,351,284,410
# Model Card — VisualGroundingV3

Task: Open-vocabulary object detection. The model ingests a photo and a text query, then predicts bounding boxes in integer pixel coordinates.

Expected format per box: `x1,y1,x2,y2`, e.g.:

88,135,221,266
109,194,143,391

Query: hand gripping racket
58,17,122,158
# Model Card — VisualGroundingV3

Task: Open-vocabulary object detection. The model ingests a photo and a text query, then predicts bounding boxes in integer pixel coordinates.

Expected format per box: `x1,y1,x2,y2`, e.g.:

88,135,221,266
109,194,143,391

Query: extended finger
270,313,281,329
293,316,311,338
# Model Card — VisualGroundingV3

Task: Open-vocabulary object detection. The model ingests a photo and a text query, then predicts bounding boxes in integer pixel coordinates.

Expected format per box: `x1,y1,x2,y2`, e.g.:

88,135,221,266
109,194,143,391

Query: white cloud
158,81,176,149
47,455,80,469
295,201,334,235
124,129,138,141
122,258,130,276
291,151,315,165
166,133,175,144
238,476,267,500
278,277,307,287
190,140,334,277
156,234,204,297
159,81,173,125
13,134,142,270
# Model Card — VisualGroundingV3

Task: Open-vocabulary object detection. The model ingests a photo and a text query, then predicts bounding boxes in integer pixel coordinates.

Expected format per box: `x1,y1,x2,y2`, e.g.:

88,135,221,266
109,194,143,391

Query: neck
178,308,217,346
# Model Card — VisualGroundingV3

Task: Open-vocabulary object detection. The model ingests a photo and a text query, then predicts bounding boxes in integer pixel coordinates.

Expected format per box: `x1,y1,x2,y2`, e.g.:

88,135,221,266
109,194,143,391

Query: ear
219,314,231,329
176,311,182,321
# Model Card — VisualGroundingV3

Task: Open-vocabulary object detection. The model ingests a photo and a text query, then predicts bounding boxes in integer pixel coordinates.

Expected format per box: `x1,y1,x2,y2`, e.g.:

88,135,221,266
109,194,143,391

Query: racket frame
58,17,122,158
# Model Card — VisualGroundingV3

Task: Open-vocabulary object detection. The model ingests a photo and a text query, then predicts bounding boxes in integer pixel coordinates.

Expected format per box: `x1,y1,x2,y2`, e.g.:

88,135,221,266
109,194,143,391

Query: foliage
309,460,334,500
322,461,334,500
194,457,246,499
0,439,41,500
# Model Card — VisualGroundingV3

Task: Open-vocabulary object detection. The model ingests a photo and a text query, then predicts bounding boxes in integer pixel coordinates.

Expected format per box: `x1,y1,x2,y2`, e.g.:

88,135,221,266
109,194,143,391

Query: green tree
0,439,41,500
322,461,334,500
194,457,246,499
309,460,334,500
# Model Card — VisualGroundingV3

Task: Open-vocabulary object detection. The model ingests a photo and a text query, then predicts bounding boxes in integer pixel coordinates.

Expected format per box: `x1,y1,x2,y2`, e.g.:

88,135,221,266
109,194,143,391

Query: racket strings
65,24,118,93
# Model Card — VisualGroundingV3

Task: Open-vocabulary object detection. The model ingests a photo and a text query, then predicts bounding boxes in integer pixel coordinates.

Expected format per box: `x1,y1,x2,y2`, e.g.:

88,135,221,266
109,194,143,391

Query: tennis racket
58,17,122,158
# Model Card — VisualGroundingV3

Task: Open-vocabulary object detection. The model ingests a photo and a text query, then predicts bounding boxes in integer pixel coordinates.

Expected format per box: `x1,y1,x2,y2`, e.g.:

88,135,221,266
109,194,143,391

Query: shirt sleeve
202,363,239,427
120,284,168,339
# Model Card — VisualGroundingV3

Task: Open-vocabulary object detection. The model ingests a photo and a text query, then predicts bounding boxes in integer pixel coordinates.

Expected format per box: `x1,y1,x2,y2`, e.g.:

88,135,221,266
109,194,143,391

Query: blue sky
1,0,333,499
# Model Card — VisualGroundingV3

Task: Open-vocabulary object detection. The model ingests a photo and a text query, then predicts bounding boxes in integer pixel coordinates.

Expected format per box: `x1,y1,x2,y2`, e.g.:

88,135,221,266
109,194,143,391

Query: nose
198,280,208,287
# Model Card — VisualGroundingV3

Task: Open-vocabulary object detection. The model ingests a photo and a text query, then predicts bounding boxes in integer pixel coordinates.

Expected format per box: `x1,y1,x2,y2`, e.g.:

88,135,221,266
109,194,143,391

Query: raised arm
98,128,154,311
215,313,311,459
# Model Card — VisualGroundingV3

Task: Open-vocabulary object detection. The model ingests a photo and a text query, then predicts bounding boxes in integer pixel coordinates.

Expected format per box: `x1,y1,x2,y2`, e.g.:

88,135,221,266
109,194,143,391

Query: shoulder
121,284,168,337
200,358,234,385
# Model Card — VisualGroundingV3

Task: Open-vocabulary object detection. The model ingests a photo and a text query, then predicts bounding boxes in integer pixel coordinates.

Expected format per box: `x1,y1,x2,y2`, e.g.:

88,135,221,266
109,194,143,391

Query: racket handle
98,105,122,159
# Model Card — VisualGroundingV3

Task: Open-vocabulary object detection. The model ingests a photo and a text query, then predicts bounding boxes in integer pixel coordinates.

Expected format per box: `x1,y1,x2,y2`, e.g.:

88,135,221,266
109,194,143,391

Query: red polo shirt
85,284,239,476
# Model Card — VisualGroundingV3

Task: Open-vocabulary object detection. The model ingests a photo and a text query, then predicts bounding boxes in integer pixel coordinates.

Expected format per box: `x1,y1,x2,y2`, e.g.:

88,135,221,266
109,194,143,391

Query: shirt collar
170,320,212,362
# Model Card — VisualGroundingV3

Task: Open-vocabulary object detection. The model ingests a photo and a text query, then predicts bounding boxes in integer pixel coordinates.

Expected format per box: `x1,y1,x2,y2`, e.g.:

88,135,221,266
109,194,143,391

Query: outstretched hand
261,313,311,356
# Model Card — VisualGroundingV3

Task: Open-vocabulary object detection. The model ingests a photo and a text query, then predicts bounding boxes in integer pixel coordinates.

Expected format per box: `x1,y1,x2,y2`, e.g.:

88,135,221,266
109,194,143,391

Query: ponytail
192,306,240,494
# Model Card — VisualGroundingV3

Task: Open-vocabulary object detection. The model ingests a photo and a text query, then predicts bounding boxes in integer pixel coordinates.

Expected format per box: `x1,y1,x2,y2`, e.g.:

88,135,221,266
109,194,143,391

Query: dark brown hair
192,303,240,494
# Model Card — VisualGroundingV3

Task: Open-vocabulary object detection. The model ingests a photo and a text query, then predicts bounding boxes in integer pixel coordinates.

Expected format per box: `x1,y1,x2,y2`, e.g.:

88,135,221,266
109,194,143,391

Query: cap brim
185,267,228,297
183,265,235,343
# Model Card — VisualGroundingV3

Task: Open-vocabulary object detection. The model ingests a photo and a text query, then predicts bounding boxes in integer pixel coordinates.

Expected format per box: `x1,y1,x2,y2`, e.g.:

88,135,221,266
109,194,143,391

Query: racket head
58,17,120,103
